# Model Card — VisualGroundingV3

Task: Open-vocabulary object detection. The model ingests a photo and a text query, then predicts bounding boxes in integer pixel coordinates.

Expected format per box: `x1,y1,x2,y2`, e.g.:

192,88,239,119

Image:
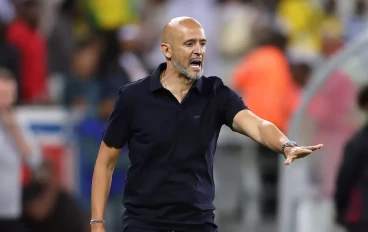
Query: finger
304,144,323,151
284,158,292,165
290,149,312,160
298,149,313,154
284,156,296,165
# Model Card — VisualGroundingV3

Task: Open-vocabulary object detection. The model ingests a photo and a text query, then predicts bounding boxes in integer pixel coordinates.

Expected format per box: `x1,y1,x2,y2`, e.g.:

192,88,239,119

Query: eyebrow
184,39,207,43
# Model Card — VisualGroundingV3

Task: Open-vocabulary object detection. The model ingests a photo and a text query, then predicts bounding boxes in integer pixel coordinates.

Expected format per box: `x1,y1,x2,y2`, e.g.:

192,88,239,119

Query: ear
160,43,172,59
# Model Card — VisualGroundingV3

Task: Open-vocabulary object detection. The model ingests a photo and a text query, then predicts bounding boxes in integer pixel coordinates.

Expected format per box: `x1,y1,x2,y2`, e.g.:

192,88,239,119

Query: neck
162,63,195,93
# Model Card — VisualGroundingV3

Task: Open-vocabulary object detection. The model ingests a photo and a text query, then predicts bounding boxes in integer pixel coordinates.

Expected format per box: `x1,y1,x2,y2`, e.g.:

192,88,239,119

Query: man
0,0,20,102
48,0,80,74
232,30,296,134
91,17,323,232
0,68,41,232
232,29,297,216
335,85,368,232
345,0,367,42
22,160,90,232
6,0,48,104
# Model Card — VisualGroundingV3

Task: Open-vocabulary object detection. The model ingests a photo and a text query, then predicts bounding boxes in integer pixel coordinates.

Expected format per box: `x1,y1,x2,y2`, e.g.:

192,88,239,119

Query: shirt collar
150,63,203,93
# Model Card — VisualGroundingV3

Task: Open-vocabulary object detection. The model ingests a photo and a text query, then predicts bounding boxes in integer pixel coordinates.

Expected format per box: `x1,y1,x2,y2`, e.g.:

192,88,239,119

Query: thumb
284,157,293,165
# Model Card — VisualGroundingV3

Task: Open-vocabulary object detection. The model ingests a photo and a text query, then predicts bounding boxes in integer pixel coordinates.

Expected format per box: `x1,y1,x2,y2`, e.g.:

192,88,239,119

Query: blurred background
0,0,367,232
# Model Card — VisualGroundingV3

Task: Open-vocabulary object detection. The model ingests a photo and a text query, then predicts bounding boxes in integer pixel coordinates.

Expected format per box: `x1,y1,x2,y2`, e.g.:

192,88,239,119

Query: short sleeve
219,85,248,129
102,87,132,149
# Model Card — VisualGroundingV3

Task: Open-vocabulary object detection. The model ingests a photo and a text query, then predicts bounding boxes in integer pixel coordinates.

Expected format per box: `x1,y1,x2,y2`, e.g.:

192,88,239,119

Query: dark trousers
123,224,217,232
347,222,368,232
0,219,28,232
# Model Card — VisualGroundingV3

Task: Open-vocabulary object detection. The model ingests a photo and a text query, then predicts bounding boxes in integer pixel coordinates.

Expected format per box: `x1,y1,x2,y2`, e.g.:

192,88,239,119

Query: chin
186,73,201,80
189,70,203,79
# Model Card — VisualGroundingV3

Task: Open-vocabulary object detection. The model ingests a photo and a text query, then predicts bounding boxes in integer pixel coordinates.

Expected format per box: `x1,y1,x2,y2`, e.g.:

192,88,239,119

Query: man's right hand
91,223,106,232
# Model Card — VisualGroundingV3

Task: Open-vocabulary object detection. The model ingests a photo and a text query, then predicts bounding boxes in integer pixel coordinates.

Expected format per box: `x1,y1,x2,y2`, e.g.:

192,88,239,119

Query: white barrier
15,106,78,192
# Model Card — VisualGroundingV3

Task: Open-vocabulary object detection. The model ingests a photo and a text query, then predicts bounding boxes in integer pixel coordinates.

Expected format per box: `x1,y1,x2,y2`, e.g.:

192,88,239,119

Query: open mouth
189,60,202,70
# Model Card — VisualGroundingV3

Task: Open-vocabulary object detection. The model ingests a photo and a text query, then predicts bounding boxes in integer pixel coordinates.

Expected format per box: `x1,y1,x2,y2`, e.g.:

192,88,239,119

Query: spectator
76,94,130,232
232,30,297,133
48,0,80,74
217,0,264,58
139,0,168,73
96,30,121,79
334,85,368,232
308,17,355,198
320,0,344,58
6,0,48,104
63,38,101,119
0,68,41,232
216,0,268,82
85,0,140,30
288,47,318,104
276,0,324,53
94,26,145,124
345,0,367,42
0,0,15,25
96,25,147,91
0,3,20,102
22,160,90,232
290,60,312,89
232,29,297,217
116,24,148,82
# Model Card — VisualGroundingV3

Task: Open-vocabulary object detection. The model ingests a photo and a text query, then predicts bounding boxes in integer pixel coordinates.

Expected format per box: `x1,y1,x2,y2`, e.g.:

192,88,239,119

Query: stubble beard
172,58,203,80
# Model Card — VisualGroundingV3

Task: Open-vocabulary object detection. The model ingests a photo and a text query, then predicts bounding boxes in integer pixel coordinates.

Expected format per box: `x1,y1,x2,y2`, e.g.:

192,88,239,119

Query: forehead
176,26,206,42
0,78,16,88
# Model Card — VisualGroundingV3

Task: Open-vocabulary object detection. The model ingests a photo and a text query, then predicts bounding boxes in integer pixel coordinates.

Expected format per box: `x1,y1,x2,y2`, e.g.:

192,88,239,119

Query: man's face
170,26,206,80
0,78,17,110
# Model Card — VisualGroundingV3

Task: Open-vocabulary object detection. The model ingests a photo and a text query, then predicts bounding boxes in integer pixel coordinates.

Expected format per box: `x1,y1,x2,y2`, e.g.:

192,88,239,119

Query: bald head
160,17,206,80
162,17,203,44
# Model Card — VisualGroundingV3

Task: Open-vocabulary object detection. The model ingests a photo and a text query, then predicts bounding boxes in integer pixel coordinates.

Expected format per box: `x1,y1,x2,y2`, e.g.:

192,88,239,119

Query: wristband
90,219,105,225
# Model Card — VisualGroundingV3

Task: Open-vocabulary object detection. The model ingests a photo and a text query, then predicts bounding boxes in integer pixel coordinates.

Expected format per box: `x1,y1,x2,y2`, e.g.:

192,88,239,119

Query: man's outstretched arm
91,142,121,231
232,110,323,165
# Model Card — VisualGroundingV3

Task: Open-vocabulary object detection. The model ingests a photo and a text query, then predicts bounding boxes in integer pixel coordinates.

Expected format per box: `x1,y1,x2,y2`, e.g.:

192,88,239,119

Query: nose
193,43,203,55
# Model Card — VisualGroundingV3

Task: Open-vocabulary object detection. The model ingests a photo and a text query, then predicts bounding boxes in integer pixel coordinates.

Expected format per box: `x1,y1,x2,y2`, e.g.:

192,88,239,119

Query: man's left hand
284,144,323,165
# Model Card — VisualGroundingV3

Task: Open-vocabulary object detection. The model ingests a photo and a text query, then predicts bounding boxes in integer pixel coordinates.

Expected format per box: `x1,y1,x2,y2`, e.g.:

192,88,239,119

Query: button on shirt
103,63,248,230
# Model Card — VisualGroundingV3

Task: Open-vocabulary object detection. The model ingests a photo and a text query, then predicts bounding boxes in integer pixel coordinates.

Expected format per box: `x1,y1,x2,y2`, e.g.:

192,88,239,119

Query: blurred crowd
0,0,368,232
0,0,365,109
0,0,365,118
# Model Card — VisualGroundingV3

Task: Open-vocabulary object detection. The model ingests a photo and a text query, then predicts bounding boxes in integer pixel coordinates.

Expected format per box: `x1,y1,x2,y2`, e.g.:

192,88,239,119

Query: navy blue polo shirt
103,63,248,230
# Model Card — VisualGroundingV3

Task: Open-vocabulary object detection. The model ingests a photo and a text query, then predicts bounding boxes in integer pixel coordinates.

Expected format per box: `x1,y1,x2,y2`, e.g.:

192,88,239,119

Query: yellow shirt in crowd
277,0,324,52
86,0,140,30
